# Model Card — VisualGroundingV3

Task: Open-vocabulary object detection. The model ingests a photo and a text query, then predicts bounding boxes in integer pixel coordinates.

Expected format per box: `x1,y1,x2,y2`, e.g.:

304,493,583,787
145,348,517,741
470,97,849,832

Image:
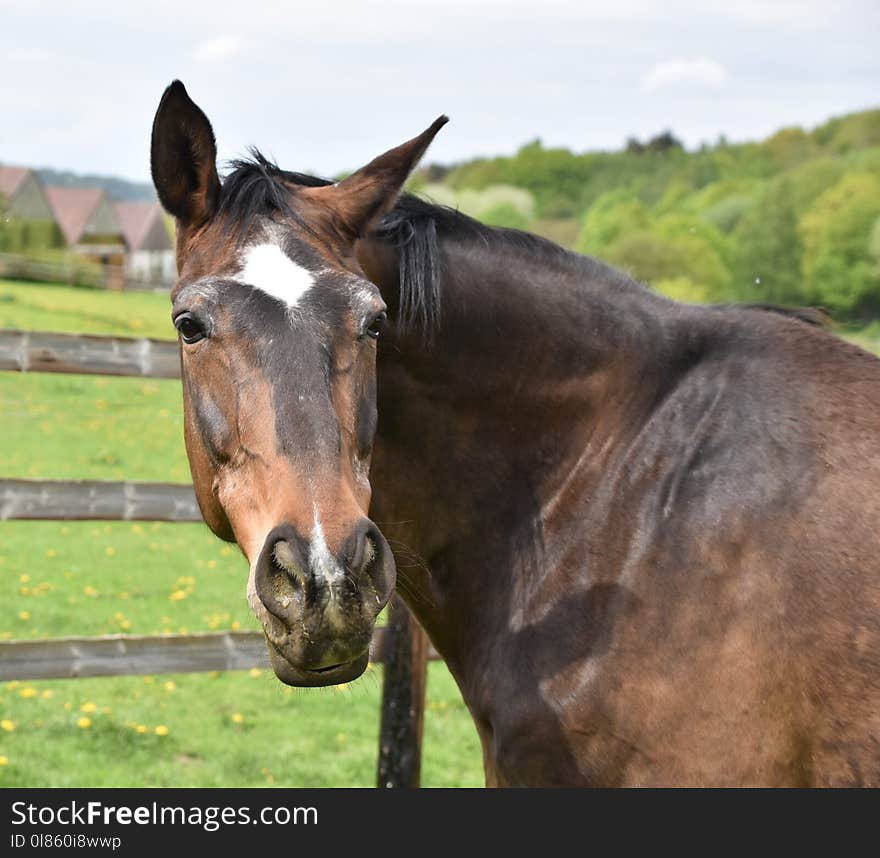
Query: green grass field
0,279,484,787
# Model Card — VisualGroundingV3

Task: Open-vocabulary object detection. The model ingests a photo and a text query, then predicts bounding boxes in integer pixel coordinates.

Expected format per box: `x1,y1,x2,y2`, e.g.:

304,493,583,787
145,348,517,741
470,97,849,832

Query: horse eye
174,313,207,344
365,311,387,340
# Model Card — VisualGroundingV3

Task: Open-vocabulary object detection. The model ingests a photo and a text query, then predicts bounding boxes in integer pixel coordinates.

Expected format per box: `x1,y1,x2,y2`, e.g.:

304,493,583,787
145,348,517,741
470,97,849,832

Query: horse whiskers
394,570,436,610
384,538,433,581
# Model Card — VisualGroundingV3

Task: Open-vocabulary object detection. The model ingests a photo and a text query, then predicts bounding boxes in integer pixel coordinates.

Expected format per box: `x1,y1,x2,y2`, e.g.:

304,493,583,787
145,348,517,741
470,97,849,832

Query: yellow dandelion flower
336,733,347,743
164,681,176,692
136,725,147,734
19,587,31,596
0,756,8,766
131,524,144,535
1,719,16,732
143,676,153,684
60,526,70,535
45,548,57,558
19,574,30,583
80,702,96,713
83,586,98,597
119,620,131,630
18,611,30,621
41,690,53,699
154,725,169,736
231,713,244,724
119,591,130,600
207,560,217,569
105,547,116,557
169,590,187,602
18,687,37,699
77,717,92,729
231,621,241,630
248,668,261,678
220,546,233,557
63,702,72,711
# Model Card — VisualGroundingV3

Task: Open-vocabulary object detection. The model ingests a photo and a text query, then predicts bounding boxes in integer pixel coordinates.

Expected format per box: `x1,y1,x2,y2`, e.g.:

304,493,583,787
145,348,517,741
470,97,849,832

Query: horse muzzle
251,519,395,686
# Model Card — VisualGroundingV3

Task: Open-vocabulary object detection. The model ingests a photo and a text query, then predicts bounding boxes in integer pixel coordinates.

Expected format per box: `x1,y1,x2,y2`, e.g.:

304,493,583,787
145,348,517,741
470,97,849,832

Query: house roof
0,165,32,199
44,186,107,245
114,201,171,251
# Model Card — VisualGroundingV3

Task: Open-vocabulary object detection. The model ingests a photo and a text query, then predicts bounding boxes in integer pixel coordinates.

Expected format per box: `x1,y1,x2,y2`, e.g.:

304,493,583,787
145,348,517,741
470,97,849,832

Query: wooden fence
1,328,433,788
0,252,173,293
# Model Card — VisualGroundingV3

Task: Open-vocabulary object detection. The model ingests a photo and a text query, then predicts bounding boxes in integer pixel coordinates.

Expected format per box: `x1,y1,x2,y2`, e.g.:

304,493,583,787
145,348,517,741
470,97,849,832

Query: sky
1,0,878,184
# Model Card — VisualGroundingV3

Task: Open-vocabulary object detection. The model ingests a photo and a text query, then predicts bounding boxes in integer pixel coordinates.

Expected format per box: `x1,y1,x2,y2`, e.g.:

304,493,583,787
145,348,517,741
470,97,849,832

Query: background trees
415,108,880,322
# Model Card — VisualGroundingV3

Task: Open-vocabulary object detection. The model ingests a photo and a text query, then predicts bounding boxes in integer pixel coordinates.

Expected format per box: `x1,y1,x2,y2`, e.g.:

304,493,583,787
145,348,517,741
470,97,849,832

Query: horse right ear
150,81,220,227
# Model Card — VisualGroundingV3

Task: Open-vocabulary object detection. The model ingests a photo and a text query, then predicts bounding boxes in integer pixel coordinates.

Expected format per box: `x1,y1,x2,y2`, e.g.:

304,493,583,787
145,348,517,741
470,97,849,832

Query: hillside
410,108,880,321
35,167,156,203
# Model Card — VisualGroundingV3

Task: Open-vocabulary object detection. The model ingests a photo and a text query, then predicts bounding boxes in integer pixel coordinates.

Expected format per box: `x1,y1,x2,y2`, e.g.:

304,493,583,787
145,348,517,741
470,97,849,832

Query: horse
150,81,880,787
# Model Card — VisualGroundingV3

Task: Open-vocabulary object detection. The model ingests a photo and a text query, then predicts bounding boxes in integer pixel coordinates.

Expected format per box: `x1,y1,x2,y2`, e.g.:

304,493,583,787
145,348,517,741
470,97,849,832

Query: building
2,163,176,288
0,165,62,249
114,201,175,284
43,186,127,286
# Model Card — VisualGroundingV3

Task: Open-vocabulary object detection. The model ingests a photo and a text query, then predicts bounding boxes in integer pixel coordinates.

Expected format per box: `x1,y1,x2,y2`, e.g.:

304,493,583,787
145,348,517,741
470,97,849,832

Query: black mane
219,150,577,334
219,150,829,336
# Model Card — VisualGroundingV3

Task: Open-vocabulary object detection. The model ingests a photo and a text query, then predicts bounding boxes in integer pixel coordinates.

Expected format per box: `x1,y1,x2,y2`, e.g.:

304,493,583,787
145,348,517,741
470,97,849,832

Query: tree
731,179,805,305
593,211,731,298
799,173,880,317
576,190,651,256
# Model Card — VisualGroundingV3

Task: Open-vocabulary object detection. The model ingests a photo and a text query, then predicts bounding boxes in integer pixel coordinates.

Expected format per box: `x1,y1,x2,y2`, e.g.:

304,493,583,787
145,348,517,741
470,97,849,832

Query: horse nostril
255,526,311,621
273,539,308,590
344,521,387,586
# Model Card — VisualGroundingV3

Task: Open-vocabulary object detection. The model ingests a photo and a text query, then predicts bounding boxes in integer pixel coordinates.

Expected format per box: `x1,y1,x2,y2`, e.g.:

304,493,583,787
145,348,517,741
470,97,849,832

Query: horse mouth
265,638,369,687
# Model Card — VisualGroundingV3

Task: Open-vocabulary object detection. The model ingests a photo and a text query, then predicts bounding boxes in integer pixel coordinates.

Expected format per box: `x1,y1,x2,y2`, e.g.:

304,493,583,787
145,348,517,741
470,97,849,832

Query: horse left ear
309,116,448,240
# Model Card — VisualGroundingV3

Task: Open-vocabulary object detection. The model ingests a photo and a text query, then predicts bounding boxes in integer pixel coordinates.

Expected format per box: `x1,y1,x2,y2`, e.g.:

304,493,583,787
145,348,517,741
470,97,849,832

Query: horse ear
150,80,221,227
311,116,448,240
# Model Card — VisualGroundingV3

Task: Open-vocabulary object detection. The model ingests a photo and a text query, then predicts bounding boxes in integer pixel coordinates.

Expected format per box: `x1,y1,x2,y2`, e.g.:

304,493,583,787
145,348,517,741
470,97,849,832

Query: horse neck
359,231,669,659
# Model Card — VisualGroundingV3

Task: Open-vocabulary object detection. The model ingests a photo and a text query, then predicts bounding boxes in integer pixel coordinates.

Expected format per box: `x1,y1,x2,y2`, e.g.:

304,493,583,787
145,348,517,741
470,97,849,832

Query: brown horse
151,81,880,787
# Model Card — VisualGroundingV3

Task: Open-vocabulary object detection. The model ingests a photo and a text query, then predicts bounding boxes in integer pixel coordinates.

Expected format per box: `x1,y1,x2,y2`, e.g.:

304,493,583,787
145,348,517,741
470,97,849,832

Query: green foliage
653,276,714,304
0,217,64,252
602,224,730,294
812,109,880,153
575,190,651,255
433,107,880,320
731,179,805,305
701,194,753,233
479,202,531,230
800,173,880,317
0,250,106,288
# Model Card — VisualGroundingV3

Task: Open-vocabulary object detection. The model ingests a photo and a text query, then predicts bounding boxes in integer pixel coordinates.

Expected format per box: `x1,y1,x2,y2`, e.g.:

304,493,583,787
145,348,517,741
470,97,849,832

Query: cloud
641,57,728,91
193,35,246,64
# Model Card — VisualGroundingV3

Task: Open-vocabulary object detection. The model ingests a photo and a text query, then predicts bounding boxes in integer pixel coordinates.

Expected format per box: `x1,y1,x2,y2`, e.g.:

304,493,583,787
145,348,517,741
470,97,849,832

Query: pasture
0,278,484,787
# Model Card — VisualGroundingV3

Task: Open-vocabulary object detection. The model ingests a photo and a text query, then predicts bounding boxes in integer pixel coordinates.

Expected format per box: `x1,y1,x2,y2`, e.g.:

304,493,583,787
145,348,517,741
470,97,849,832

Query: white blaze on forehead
238,242,316,307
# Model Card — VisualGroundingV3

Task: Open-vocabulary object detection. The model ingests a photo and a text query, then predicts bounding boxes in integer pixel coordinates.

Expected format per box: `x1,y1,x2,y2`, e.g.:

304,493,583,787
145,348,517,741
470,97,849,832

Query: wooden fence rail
1,328,434,787
0,479,201,522
0,627,438,682
0,329,180,378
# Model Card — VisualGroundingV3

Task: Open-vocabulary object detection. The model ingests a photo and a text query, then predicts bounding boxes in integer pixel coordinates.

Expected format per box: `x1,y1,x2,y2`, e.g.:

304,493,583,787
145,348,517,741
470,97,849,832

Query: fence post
376,593,429,788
